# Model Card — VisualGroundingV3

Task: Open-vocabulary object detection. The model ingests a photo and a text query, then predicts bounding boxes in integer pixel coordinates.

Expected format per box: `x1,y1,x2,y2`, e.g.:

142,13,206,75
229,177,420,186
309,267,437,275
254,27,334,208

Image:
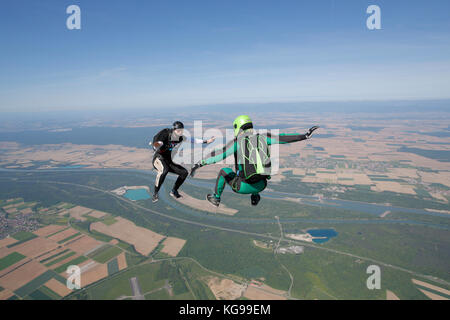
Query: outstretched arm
266,126,319,145
201,139,235,165
189,136,216,144
190,139,236,177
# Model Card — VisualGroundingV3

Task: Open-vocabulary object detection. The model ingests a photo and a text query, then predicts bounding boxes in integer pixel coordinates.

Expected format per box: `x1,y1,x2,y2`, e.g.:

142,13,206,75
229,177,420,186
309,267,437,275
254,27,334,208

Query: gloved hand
190,162,204,177
305,126,319,139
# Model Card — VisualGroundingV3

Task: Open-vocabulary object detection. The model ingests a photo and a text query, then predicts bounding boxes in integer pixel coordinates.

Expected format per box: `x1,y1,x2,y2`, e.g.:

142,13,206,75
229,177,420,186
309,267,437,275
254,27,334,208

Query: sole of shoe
170,192,181,199
206,195,220,207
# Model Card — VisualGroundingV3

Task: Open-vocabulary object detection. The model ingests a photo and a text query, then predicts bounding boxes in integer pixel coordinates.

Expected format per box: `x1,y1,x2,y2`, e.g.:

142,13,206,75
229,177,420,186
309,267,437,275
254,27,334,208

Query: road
129,277,145,300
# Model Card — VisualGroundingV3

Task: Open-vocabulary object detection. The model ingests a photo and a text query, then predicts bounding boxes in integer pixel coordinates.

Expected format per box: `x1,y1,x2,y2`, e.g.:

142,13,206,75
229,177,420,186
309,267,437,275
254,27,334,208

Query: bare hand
206,136,216,144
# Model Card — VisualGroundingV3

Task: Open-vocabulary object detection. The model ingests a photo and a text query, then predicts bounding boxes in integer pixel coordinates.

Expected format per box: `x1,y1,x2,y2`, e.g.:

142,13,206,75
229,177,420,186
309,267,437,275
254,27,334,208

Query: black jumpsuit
152,128,189,194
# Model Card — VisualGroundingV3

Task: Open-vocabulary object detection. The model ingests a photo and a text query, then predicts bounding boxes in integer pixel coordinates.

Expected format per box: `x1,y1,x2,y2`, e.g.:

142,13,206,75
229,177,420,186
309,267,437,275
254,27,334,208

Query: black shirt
152,128,184,160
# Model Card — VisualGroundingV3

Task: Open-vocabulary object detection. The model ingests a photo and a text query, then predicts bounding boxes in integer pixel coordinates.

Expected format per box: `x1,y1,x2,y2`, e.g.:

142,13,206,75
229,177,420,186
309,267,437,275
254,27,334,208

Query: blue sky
0,0,449,112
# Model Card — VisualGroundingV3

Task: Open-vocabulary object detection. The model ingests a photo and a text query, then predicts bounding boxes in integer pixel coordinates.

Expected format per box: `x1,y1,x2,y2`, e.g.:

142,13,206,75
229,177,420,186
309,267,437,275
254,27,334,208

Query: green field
57,232,81,244
101,216,118,226
40,249,70,263
45,251,77,267
69,259,209,300
14,270,57,298
27,286,61,300
7,232,38,248
54,256,89,274
0,252,26,270
88,245,122,264
11,231,36,241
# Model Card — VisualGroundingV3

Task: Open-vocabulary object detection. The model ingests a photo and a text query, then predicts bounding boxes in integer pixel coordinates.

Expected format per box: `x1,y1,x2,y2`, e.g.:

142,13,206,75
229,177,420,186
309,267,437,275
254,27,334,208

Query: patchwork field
160,237,186,257
206,277,246,300
243,284,287,300
0,220,126,300
90,217,165,256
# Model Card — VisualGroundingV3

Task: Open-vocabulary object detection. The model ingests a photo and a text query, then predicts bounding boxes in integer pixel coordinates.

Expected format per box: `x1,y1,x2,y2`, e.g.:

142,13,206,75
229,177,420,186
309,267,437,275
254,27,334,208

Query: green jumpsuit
201,132,308,199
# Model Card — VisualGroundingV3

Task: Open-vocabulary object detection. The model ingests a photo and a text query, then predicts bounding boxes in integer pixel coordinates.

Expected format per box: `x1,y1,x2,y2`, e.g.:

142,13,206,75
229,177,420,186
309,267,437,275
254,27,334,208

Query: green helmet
233,115,253,136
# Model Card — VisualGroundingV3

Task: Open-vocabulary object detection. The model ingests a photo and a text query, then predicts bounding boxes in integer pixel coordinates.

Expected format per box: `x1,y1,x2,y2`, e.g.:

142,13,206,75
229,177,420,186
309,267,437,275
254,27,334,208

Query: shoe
206,194,220,207
170,189,182,199
251,194,261,206
152,193,159,203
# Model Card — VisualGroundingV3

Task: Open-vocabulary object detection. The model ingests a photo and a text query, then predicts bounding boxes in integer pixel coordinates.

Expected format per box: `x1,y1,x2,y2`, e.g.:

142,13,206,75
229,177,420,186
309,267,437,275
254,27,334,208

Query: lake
123,189,150,201
307,229,338,243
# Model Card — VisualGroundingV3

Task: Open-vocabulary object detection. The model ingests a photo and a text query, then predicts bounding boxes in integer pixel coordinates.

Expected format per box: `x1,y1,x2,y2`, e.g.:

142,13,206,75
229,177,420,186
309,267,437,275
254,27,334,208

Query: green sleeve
202,140,236,165
267,133,308,145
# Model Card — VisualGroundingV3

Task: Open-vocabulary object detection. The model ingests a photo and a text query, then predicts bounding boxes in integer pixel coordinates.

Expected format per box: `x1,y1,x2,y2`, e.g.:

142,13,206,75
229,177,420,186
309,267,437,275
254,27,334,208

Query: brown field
386,290,400,300
109,239,119,245
0,258,31,278
160,237,186,257
412,279,450,296
33,225,67,237
259,284,287,296
371,181,416,195
418,288,448,300
0,247,12,259
44,278,72,297
64,235,102,255
243,285,287,300
48,228,79,242
420,171,450,188
0,260,47,291
88,210,108,218
90,217,165,256
116,252,127,270
58,210,69,216
80,263,109,287
0,288,14,300
0,237,17,248
67,206,92,221
177,191,238,215
2,202,24,209
0,143,153,170
13,237,59,258
20,208,33,215
206,277,246,300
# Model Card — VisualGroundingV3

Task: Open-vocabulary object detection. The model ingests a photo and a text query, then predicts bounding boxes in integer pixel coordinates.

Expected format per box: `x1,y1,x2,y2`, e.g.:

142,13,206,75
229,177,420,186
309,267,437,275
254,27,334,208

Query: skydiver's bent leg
153,156,170,195
207,168,236,207
214,168,236,199
168,162,188,198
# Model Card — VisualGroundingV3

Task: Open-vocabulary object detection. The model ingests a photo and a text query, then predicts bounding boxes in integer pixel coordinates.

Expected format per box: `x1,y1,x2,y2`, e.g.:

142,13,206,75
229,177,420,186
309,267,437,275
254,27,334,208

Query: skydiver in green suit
190,115,319,207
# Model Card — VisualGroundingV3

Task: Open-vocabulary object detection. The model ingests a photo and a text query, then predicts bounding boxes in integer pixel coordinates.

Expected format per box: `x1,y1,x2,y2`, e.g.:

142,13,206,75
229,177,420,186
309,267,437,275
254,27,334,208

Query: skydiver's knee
180,168,188,179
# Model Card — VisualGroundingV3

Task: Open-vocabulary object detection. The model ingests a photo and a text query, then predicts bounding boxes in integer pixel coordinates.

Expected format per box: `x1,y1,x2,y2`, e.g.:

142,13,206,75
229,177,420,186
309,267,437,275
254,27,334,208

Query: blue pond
307,229,338,243
123,189,150,201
